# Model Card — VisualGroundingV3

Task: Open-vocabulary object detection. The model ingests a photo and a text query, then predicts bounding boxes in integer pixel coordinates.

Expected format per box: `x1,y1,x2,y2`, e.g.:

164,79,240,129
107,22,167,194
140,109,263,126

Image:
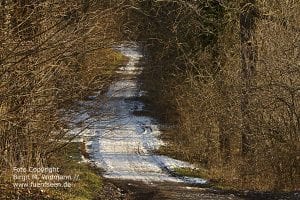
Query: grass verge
173,167,209,180
0,143,105,200
47,142,103,200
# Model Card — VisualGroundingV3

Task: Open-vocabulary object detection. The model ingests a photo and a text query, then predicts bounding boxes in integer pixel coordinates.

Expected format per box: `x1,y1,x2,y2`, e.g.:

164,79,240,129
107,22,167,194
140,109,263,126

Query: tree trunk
240,0,257,156
212,45,231,164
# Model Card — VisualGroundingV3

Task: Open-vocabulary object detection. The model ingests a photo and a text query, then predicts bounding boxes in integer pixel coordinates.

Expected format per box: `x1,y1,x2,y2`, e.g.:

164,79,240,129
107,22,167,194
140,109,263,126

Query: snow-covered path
75,44,207,184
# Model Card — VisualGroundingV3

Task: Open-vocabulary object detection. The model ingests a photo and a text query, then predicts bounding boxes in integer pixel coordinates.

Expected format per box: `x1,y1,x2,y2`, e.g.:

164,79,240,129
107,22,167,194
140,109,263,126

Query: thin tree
240,0,258,156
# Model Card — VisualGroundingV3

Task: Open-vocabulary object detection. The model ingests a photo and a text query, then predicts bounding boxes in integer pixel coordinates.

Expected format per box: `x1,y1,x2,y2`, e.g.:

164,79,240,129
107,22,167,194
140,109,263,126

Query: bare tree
126,0,299,191
0,0,126,170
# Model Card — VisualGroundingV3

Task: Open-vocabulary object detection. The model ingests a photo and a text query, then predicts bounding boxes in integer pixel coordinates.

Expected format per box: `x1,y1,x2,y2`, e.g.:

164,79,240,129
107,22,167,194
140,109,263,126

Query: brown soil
100,179,299,200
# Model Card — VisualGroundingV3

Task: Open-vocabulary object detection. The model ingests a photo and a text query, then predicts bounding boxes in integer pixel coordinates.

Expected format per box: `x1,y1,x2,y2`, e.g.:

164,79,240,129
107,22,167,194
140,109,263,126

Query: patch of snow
72,43,207,185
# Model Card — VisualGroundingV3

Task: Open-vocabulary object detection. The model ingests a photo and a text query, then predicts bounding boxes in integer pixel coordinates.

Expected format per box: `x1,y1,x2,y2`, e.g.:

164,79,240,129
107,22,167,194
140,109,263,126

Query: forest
0,0,299,199
128,0,299,191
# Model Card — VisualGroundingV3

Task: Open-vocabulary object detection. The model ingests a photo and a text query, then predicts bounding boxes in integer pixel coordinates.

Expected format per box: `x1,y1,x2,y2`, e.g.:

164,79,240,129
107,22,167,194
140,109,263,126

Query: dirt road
72,44,298,200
